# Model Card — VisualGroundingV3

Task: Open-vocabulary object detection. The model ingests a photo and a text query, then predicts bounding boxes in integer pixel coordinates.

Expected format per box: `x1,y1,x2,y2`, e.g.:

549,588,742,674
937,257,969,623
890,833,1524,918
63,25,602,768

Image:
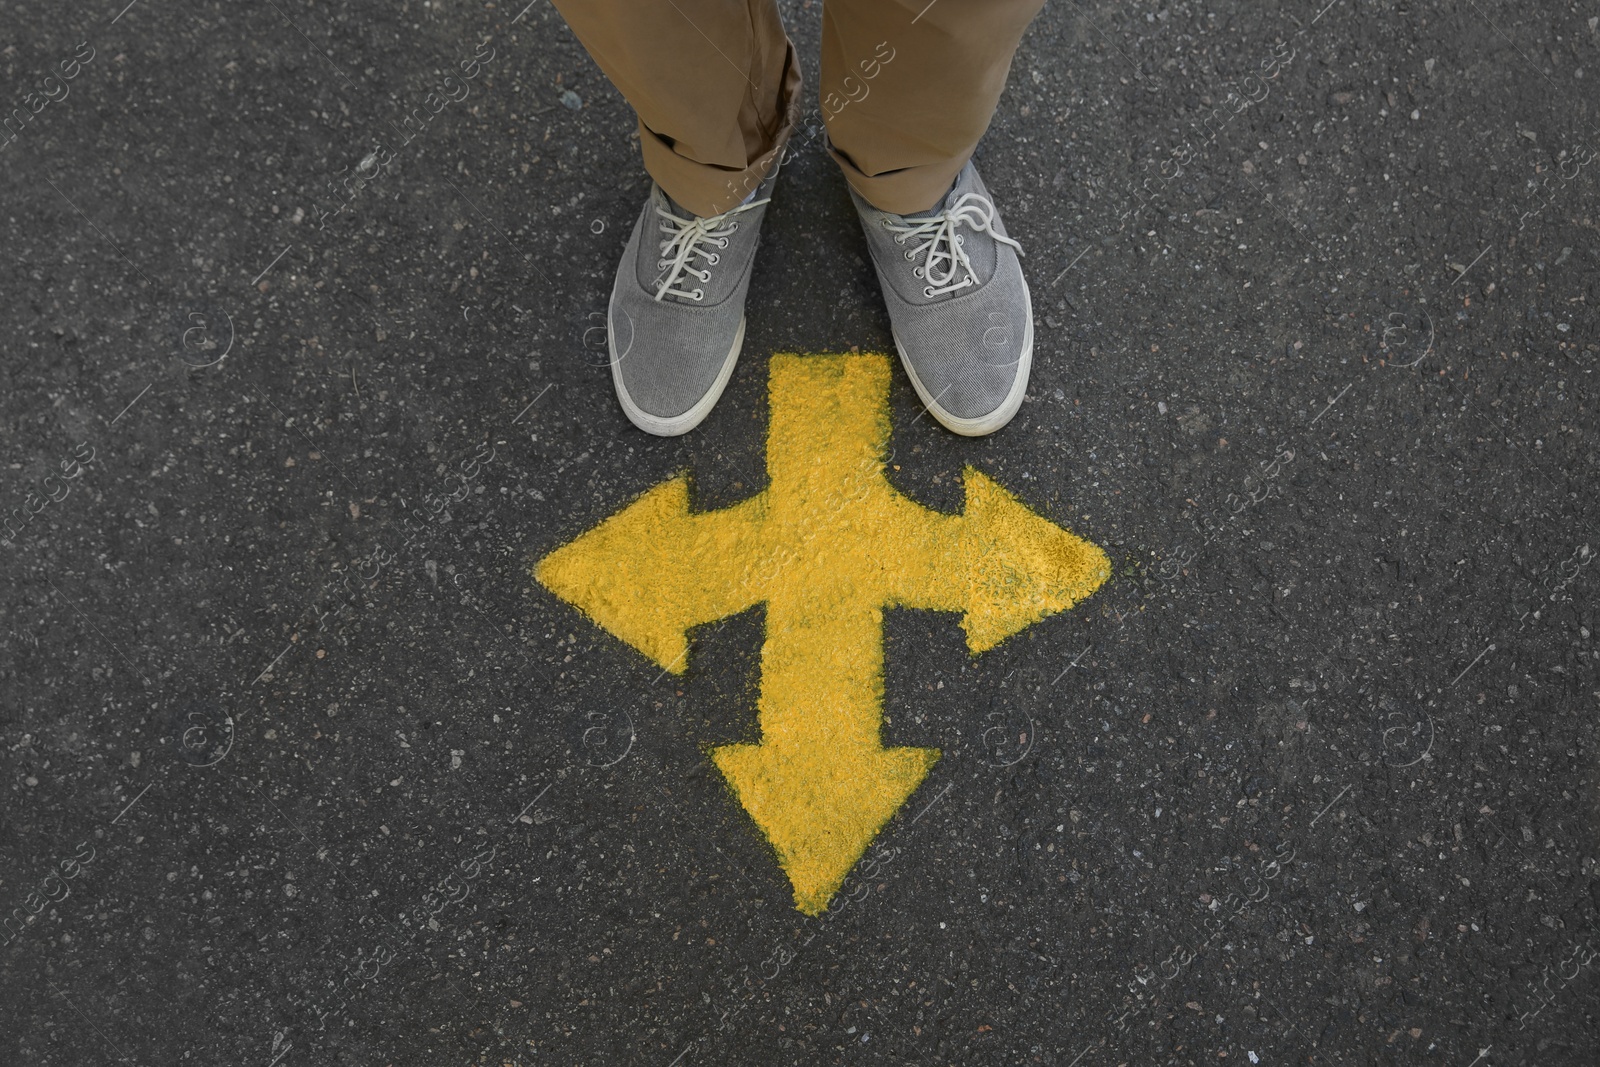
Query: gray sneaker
850,162,1032,436
606,168,778,435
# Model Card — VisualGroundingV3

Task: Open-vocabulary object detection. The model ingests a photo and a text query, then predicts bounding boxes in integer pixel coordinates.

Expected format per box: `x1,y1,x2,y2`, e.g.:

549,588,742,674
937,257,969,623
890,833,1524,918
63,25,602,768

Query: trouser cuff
639,37,803,218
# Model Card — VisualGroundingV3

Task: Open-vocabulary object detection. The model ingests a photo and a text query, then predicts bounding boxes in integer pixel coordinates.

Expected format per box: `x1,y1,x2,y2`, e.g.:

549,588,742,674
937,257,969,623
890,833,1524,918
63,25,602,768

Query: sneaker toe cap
610,298,742,420
889,263,1031,422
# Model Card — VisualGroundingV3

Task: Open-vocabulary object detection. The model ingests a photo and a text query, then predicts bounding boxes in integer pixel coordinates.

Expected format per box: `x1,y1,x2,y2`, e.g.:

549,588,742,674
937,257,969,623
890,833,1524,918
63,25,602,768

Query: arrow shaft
755,601,884,749
712,594,938,915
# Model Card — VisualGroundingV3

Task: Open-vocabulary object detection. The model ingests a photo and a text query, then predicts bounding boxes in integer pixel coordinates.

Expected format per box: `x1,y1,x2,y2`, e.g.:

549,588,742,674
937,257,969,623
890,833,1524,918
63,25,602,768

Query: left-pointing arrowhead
535,476,763,672
954,469,1111,652
712,741,938,915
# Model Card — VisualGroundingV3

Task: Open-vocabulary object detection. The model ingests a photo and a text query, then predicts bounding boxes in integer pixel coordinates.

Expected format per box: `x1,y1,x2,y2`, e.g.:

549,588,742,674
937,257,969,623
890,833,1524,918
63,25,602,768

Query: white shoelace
883,191,1023,298
652,195,771,302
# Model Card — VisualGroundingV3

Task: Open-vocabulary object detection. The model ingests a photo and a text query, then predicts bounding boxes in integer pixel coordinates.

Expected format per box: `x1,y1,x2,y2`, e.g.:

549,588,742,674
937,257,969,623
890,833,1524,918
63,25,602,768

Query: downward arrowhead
712,740,939,915
955,469,1111,652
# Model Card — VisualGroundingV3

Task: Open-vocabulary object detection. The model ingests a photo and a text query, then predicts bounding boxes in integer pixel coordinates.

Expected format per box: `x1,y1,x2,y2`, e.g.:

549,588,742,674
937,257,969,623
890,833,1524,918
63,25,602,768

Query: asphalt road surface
2,1,1598,1065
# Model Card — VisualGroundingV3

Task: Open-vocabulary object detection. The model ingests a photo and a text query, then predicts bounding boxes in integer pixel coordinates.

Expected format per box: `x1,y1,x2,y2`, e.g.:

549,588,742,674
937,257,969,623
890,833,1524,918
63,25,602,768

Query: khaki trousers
549,0,1046,217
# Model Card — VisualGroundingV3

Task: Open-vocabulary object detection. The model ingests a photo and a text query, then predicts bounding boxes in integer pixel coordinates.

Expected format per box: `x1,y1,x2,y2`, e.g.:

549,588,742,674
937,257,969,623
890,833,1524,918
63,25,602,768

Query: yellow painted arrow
536,353,1108,914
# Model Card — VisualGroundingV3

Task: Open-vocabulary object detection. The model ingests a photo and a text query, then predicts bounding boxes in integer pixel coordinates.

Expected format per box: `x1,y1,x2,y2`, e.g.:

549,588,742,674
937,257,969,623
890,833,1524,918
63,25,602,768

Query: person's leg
820,0,1044,214
825,0,1047,437
551,0,801,217
548,0,800,436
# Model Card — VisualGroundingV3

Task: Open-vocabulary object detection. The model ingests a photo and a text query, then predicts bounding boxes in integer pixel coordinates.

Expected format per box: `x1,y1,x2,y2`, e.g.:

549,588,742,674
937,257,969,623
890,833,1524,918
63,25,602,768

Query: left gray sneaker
606,166,778,436
850,161,1032,436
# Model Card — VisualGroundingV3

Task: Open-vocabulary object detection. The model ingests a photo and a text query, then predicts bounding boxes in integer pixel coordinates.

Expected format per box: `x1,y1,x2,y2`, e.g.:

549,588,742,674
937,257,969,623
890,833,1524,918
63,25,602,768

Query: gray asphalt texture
2,1,1598,1064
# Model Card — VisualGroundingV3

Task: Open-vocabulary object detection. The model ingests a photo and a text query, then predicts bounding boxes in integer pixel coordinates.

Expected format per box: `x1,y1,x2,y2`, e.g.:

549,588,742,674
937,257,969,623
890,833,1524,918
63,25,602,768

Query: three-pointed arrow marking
536,353,1108,913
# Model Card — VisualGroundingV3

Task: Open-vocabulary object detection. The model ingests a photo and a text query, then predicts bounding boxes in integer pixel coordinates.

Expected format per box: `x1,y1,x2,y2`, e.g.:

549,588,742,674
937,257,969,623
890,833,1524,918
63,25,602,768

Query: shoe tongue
900,164,973,220
933,165,998,286
940,163,980,209
659,186,751,222
657,186,695,219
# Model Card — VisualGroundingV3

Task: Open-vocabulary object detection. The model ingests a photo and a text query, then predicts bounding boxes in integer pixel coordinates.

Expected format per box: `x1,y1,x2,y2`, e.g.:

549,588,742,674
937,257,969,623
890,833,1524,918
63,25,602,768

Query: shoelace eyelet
894,235,905,244
923,286,936,298
913,267,923,278
904,249,915,260
651,193,772,305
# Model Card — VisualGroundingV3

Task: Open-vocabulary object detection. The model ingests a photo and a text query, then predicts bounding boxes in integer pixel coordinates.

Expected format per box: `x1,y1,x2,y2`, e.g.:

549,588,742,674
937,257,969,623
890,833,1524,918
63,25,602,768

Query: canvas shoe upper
850,161,1032,436
606,168,777,435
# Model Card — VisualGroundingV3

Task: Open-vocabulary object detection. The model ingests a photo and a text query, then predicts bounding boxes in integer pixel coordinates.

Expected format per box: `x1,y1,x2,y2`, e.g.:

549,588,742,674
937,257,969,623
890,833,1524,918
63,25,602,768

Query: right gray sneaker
850,161,1032,436
606,168,778,436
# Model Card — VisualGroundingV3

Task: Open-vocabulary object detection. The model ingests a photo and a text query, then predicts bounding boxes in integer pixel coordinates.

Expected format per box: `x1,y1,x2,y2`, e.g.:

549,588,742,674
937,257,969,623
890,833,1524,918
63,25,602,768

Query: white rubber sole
608,306,745,437
893,280,1034,437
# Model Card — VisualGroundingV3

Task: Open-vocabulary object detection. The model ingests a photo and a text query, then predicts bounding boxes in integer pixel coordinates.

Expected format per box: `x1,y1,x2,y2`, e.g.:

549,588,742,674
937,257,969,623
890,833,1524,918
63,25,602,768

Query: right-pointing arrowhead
957,468,1110,652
